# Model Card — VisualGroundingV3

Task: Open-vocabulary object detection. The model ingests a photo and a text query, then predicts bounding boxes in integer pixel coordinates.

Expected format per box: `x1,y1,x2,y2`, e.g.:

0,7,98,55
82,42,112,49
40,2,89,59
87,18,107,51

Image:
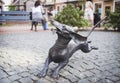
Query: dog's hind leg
80,42,98,53
52,60,68,78
37,57,52,78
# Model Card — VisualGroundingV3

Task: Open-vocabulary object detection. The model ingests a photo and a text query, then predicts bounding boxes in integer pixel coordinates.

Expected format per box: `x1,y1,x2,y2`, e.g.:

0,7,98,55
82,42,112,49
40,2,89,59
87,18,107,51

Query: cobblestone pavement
0,25,120,83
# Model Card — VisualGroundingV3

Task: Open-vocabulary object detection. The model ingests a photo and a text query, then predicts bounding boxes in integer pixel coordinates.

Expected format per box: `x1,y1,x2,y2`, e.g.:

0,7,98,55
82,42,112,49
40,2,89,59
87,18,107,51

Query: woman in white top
31,0,48,31
84,0,93,26
31,0,44,22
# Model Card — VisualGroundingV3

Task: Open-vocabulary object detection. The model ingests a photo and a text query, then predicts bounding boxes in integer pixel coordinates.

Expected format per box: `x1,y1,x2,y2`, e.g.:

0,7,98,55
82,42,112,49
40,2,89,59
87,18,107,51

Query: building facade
0,0,4,11
11,0,119,17
12,0,83,11
114,0,120,12
92,0,114,18
93,0,120,18
12,0,35,11
45,0,81,11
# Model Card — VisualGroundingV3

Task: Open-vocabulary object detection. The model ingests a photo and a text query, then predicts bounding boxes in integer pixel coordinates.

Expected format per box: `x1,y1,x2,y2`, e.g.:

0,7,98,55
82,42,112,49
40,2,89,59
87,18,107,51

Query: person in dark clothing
94,10,101,27
31,0,48,31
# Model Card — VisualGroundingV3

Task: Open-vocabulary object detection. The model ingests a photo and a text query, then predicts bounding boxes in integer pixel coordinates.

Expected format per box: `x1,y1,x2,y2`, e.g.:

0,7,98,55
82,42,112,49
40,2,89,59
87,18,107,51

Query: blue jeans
42,22,48,30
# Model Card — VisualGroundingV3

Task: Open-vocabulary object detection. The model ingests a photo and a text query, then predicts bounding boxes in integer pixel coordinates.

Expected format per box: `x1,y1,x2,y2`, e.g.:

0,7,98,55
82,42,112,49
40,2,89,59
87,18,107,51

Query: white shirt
51,10,58,17
32,5,44,20
85,1,93,13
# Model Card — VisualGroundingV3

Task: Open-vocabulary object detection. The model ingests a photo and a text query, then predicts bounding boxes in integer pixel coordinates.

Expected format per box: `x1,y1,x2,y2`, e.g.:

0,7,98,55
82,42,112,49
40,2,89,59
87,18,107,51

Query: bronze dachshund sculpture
37,20,99,78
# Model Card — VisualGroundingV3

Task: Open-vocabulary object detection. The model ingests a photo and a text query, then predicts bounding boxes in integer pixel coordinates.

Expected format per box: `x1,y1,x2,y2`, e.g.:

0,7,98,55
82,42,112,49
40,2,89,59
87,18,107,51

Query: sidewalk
0,24,120,83
0,24,107,34
0,24,54,34
2,20,116,34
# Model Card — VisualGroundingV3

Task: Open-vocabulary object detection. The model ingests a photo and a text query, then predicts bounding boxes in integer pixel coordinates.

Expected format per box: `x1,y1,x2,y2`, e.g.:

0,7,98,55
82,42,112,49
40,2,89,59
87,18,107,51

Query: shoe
44,29,49,30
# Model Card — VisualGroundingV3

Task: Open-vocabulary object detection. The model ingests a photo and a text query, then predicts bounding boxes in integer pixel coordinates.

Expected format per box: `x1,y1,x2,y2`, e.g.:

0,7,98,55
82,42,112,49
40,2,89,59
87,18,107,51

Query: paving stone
76,62,89,70
98,66,107,72
108,68,120,75
81,63,95,70
12,67,28,74
19,77,33,83
78,79,91,83
67,64,86,72
88,76,101,83
36,78,51,83
101,71,113,77
8,75,21,81
57,77,70,83
0,69,8,79
0,28,120,83
115,62,120,67
96,79,114,83
66,67,82,78
0,78,11,83
90,69,101,75
0,63,11,71
0,66,3,70
59,71,79,82
106,75,120,82
19,72,31,77
45,76,57,83
7,70,18,76
30,75,39,81
81,71,94,77
102,65,115,71
116,80,120,83
28,68,39,75
115,72,120,77
65,65,86,79
12,81,20,83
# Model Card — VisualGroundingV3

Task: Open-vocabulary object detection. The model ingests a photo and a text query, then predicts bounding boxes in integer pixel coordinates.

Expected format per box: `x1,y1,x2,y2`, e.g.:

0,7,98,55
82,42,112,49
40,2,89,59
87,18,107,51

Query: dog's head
51,20,87,42
56,25,72,39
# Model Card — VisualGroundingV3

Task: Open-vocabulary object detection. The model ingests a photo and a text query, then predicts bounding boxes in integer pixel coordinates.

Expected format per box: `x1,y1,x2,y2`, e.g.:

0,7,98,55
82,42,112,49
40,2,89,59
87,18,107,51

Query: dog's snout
63,30,69,34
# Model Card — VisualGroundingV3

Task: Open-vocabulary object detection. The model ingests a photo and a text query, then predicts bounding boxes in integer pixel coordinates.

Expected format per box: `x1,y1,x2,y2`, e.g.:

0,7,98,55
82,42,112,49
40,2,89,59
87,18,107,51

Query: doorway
94,2,102,15
93,1,103,18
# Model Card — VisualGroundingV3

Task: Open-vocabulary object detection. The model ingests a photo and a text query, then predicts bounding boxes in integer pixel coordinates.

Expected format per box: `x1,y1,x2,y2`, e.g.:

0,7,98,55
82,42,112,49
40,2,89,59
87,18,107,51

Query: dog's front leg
37,57,52,78
52,60,68,78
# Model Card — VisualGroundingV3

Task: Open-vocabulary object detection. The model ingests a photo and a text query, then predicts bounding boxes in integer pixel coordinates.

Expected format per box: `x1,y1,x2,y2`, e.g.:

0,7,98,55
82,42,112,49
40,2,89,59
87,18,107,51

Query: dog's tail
87,16,107,37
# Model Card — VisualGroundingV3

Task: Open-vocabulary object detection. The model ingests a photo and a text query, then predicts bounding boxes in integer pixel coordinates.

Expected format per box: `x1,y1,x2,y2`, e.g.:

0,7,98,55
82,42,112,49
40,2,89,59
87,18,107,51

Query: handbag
42,14,48,23
40,6,48,23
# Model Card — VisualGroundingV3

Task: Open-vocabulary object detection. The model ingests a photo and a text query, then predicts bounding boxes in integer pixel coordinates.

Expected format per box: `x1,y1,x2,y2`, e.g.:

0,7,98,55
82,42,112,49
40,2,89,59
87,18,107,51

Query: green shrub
8,5,15,11
104,10,120,31
55,4,88,28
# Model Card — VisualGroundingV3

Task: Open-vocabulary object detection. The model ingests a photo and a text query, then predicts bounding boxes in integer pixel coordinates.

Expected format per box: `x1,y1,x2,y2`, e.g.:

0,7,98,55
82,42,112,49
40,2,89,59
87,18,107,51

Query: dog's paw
91,46,98,50
52,73,59,79
87,41,91,43
37,71,46,78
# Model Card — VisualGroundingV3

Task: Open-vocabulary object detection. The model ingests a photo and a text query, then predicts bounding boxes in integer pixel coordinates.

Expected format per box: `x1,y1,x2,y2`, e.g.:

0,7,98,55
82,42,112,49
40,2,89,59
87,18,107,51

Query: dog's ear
70,32,87,43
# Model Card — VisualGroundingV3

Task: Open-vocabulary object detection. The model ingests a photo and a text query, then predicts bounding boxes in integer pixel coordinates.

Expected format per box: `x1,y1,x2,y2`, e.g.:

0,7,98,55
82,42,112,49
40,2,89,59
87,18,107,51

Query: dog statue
37,20,98,78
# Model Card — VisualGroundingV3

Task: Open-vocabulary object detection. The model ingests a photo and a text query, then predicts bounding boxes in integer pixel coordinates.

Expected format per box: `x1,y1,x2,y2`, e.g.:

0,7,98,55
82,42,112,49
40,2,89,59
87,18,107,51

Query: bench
0,11,48,30
0,11,32,23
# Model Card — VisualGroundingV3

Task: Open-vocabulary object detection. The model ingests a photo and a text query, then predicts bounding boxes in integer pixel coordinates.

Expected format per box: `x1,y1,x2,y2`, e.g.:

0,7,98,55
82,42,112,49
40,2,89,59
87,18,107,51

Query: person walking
84,0,94,26
94,10,101,28
31,0,48,31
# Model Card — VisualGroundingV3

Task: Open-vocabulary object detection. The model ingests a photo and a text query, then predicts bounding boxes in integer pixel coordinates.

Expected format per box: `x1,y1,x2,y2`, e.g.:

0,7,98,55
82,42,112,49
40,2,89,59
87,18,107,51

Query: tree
8,5,15,11
103,9,120,31
55,4,88,28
